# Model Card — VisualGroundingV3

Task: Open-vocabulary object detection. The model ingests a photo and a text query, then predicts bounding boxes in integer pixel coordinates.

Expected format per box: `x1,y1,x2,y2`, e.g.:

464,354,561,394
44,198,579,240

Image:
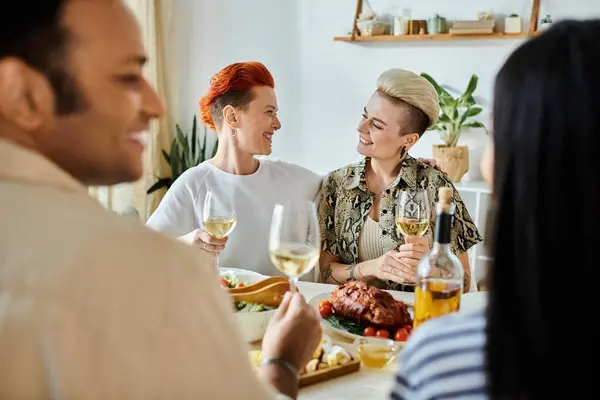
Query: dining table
295,282,488,400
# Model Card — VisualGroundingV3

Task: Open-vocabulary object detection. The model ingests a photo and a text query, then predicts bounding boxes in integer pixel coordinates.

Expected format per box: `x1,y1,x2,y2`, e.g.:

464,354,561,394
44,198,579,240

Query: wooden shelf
338,0,542,43
334,32,536,42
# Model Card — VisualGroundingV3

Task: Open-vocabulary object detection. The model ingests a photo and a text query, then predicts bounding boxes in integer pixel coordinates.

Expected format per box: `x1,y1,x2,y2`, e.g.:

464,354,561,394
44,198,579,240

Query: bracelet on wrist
260,357,299,379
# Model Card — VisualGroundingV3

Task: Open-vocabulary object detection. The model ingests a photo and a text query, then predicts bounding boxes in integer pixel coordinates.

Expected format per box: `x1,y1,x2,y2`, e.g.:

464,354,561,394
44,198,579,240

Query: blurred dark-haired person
0,1,320,398
391,19,600,399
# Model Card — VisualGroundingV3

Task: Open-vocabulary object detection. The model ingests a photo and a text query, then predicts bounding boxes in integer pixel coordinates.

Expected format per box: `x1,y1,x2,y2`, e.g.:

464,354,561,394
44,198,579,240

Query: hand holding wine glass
203,186,237,269
394,189,431,283
268,201,320,292
179,229,228,254
395,189,430,238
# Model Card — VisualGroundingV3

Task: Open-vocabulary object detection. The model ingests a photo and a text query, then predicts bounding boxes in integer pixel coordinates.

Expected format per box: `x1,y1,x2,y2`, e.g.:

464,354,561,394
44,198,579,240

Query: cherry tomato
319,300,333,309
219,278,230,288
235,282,245,288
376,329,390,339
363,327,376,337
319,305,333,319
394,328,409,342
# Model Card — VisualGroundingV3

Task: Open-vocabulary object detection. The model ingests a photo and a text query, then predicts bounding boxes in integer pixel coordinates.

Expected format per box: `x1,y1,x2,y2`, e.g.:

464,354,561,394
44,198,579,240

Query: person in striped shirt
391,19,600,400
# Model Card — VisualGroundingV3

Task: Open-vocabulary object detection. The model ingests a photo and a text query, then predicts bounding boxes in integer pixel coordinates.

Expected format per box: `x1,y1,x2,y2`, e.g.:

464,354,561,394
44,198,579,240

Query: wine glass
395,189,430,238
203,186,237,270
268,201,320,292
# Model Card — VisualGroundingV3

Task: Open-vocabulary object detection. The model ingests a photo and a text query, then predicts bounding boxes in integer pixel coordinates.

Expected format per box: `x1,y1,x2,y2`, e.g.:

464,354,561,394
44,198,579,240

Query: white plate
308,291,414,342
219,268,267,279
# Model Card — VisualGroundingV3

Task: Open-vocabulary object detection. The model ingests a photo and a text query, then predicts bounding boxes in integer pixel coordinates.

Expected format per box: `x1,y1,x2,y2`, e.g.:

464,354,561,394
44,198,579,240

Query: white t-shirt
146,158,323,279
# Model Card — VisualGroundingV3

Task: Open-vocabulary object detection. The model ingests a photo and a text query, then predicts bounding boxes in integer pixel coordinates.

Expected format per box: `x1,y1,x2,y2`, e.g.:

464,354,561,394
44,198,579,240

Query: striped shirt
390,309,488,400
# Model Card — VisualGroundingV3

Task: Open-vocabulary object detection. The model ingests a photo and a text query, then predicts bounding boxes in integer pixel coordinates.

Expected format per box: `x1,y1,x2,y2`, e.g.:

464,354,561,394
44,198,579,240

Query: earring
400,146,406,158
231,129,237,137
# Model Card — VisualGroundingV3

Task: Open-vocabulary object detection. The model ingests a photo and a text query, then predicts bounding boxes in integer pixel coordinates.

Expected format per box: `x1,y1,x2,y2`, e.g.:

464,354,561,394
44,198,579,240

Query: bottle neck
433,211,453,244
432,242,452,253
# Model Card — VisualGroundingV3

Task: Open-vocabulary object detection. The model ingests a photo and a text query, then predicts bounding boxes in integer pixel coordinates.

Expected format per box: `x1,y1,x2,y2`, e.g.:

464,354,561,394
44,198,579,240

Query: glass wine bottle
413,187,463,329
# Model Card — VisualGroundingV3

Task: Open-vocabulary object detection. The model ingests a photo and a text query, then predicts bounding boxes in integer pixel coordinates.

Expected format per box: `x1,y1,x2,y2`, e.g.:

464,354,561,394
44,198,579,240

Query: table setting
220,268,487,400
209,187,487,399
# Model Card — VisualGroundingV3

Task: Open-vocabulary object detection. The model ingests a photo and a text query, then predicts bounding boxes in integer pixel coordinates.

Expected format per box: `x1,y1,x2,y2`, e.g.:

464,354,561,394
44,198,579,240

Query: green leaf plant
147,114,218,195
420,73,489,147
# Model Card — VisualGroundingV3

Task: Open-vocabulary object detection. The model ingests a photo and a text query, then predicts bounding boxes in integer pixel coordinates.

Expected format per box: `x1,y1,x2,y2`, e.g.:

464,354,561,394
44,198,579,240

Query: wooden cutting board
299,358,361,387
249,341,362,388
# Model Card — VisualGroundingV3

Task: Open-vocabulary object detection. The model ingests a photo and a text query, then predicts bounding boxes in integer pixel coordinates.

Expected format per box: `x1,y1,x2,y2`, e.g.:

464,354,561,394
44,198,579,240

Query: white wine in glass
203,186,237,269
270,243,320,278
269,202,320,291
395,189,430,237
203,216,237,239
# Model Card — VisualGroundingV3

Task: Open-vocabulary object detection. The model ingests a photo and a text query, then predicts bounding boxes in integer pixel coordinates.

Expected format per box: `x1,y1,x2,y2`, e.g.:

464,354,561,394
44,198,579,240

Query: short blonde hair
377,68,440,130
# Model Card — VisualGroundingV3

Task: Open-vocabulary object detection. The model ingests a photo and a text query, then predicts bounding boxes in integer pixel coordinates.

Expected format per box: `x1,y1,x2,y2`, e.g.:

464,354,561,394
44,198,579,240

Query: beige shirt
357,217,384,262
0,139,279,399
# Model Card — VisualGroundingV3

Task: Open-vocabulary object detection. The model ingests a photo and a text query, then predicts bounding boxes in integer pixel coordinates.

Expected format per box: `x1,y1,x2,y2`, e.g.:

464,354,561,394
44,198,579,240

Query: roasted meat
329,281,412,328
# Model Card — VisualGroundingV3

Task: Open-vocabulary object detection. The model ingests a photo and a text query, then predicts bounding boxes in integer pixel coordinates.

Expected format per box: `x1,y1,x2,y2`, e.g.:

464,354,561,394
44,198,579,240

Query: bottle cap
438,187,453,205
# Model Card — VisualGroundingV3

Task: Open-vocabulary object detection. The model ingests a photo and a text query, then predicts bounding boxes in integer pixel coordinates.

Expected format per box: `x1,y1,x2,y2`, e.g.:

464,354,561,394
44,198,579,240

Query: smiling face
0,0,164,186
52,0,164,184
229,85,281,156
357,91,420,160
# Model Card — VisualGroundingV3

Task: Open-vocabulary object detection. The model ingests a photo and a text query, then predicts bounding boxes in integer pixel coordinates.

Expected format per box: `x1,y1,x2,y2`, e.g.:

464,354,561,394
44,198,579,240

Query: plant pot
504,16,522,33
432,145,469,182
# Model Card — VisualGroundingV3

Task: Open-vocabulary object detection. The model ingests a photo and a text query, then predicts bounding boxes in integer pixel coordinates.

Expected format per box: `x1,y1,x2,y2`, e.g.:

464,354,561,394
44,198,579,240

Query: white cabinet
454,180,491,292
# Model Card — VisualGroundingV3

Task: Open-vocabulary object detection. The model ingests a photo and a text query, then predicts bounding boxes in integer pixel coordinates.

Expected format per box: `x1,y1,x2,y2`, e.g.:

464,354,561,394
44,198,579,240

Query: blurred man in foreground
0,1,320,398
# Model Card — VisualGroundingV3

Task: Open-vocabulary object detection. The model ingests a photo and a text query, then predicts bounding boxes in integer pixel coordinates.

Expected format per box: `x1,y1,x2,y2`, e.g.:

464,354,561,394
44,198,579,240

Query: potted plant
504,13,522,33
539,14,553,30
147,115,218,195
420,73,488,182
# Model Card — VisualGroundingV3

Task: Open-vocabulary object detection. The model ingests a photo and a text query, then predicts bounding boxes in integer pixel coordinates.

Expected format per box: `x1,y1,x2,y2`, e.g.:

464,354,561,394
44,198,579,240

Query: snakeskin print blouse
317,156,483,291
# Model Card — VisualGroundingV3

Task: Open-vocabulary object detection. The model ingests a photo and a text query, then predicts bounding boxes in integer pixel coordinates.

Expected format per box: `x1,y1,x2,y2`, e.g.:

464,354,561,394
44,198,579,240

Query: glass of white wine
395,189,430,238
203,186,237,269
268,201,320,292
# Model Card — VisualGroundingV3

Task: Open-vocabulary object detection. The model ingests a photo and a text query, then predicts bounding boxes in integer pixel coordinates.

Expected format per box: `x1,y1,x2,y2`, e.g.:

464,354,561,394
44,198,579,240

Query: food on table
248,334,353,375
318,300,333,318
355,338,401,369
363,327,376,337
249,350,262,367
394,327,410,342
234,302,275,312
321,281,414,342
220,271,244,288
220,271,276,313
329,281,412,328
375,329,390,339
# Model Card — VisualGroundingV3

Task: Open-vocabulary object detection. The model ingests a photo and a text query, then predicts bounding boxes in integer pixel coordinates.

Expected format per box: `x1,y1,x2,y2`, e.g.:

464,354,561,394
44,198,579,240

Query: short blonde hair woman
318,68,482,292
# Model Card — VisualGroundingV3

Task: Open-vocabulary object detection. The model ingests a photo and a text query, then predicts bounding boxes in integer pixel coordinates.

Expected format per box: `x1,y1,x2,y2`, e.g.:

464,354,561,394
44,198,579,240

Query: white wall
170,0,600,177
299,0,600,177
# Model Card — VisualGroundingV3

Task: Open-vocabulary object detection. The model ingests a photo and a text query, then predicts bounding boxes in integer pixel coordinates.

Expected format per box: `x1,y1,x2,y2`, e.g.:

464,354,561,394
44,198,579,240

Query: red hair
199,62,275,131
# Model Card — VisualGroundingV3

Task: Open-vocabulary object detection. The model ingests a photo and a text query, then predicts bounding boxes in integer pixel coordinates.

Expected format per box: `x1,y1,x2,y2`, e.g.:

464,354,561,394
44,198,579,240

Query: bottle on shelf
413,187,463,329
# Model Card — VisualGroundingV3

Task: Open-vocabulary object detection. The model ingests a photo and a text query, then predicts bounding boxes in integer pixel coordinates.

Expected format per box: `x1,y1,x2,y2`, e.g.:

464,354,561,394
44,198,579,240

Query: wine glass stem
215,254,220,272
289,276,299,292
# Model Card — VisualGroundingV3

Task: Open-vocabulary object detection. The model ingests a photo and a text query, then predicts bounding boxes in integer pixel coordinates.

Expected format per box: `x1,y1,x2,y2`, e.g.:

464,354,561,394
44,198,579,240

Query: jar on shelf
427,14,447,34
394,16,409,35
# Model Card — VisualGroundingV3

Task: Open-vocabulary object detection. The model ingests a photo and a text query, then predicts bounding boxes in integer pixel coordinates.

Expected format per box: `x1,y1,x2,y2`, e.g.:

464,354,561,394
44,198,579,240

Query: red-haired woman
146,62,322,278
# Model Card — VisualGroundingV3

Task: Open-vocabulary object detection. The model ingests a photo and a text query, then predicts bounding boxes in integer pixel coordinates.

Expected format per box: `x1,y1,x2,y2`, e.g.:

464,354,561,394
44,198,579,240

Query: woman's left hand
396,235,429,283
